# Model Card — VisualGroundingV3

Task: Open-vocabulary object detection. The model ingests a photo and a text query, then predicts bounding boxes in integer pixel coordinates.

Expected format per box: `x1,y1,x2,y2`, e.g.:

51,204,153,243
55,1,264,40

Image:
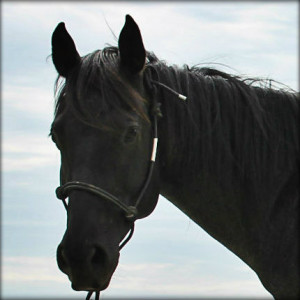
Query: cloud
3,256,272,298
2,133,59,172
103,260,271,297
2,256,76,298
2,83,59,172
3,85,55,118
3,256,65,283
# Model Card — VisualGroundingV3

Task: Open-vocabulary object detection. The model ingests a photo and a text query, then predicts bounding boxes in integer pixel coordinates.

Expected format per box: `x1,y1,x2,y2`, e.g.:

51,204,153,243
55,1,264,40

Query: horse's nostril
91,246,108,267
57,244,68,272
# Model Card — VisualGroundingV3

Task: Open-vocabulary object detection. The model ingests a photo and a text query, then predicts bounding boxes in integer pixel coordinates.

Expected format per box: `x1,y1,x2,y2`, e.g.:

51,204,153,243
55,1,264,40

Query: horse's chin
70,275,111,292
57,242,120,293
65,260,117,293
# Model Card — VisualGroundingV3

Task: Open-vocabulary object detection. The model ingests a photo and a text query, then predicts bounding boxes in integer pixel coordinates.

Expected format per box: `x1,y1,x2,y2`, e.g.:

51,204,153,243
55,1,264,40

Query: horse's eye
124,126,139,144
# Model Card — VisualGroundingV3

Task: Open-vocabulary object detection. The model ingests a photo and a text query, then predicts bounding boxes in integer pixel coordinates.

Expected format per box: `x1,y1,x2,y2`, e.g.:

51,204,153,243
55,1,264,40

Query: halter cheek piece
55,80,186,300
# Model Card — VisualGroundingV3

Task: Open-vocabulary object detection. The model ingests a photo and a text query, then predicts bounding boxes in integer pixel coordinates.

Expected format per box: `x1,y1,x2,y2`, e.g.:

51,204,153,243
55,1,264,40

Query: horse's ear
118,15,146,74
51,22,80,77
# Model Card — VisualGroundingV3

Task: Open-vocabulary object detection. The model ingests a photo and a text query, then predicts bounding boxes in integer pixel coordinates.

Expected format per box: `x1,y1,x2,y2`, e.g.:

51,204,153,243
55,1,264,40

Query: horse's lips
71,279,110,292
69,273,111,292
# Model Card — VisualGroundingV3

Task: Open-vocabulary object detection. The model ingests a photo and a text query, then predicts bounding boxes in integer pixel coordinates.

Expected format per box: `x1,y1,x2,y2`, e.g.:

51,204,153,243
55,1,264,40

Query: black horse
50,15,299,299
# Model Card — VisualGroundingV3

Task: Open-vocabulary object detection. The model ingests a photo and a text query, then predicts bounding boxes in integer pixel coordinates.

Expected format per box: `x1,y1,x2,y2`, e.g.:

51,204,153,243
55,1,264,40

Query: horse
50,15,299,300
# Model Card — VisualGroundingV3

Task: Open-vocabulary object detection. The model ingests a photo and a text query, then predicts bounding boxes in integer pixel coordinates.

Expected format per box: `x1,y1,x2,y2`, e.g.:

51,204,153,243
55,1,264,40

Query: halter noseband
54,79,186,300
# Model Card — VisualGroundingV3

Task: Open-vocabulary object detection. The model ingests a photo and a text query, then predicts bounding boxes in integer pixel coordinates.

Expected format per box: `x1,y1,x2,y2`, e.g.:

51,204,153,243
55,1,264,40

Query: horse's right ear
51,22,80,77
118,15,146,74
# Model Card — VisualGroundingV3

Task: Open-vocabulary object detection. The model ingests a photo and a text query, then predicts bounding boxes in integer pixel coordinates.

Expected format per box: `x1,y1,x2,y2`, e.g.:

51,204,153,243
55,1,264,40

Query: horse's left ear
118,15,146,74
52,22,80,77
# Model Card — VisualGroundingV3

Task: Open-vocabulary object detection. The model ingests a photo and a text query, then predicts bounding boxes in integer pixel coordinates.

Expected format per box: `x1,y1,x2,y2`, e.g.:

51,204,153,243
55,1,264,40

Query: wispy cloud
2,256,272,298
110,260,271,297
3,256,65,283
3,133,58,172
2,256,75,298
3,85,55,118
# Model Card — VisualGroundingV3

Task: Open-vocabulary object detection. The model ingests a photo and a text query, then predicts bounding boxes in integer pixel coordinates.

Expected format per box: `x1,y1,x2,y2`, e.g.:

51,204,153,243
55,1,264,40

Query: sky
2,1,298,299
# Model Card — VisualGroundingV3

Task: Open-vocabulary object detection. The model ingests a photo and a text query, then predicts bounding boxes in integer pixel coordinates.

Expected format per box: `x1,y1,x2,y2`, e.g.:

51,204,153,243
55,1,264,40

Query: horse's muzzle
57,242,119,291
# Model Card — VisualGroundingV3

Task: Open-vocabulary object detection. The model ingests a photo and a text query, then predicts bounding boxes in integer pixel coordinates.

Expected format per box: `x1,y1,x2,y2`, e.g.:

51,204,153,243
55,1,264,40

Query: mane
144,53,299,196
54,47,149,131
54,47,299,196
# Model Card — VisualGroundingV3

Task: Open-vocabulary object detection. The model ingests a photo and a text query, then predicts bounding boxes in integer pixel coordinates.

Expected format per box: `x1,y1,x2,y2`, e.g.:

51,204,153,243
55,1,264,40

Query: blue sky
2,1,298,299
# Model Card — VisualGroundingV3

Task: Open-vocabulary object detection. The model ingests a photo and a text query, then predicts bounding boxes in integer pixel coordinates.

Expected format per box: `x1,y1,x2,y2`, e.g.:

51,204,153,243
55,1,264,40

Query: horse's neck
160,143,297,275
157,89,298,275
157,97,251,254
155,70,299,296
159,167,254,260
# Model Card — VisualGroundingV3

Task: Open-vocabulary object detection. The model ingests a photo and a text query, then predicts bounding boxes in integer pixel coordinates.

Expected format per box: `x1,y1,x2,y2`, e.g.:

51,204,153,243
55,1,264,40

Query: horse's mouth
71,279,110,292
69,272,111,292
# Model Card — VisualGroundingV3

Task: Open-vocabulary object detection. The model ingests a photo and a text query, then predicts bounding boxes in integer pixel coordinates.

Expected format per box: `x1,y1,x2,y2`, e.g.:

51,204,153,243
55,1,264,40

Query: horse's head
50,15,160,292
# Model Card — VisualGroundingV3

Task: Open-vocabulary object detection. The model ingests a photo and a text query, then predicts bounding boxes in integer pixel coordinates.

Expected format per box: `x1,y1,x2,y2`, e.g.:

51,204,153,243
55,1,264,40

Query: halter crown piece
55,80,186,300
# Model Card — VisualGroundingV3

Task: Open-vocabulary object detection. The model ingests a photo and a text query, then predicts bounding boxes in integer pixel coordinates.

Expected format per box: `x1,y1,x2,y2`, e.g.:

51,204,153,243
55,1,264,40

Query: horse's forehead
52,104,139,137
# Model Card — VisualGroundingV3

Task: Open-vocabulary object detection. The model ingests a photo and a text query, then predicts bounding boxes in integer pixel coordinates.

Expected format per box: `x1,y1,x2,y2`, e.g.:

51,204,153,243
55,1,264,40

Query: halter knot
152,102,163,118
55,186,65,200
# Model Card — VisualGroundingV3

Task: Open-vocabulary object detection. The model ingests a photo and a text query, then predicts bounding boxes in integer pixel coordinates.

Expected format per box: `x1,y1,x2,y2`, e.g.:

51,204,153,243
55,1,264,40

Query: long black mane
54,47,149,130
55,46,299,197
147,52,299,195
